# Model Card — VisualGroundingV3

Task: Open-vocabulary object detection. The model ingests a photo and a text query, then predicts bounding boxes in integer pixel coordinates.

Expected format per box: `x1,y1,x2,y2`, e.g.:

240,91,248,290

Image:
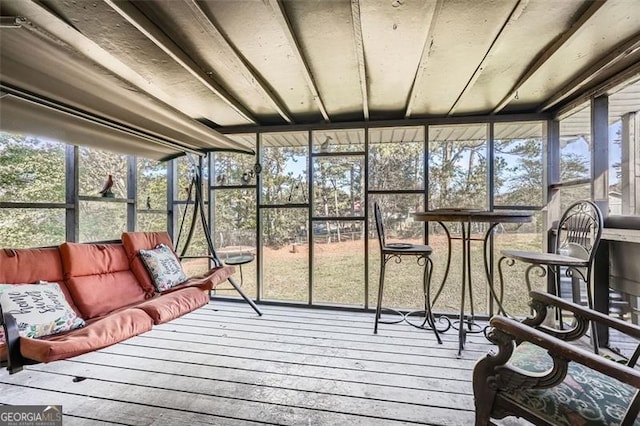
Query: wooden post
545,119,560,293
591,95,609,349
65,145,79,242
127,156,136,232
591,95,609,215
167,159,177,241
621,112,638,214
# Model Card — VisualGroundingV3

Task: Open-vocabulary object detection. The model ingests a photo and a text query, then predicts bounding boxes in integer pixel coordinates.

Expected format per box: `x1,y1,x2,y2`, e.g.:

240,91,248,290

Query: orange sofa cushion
59,243,147,319
136,287,209,324
19,308,153,363
0,247,79,315
121,232,175,296
161,266,235,295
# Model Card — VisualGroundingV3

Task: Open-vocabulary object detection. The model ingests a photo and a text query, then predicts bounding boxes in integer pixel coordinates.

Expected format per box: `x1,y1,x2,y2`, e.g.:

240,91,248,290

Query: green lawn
184,233,546,318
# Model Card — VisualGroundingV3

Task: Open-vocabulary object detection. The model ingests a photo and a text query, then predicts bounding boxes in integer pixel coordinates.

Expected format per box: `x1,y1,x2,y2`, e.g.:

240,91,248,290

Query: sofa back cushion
60,242,147,319
0,247,79,315
121,232,176,296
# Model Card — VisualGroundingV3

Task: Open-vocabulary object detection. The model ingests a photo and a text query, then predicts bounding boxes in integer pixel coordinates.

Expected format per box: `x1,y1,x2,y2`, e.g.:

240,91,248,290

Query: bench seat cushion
19,308,153,363
136,287,209,324
162,266,235,295
60,243,148,319
502,342,640,426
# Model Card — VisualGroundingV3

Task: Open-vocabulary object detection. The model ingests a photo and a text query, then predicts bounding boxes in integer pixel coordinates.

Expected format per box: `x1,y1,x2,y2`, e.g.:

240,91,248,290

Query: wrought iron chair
497,200,603,351
474,291,640,426
373,202,445,343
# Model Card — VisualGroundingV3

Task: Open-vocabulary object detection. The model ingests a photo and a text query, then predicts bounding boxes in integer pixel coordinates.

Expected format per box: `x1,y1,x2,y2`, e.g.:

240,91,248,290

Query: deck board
0,300,507,425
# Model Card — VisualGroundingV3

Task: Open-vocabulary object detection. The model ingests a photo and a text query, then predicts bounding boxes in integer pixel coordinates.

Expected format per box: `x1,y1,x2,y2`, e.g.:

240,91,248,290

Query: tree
429,139,488,209
494,138,543,206
0,133,65,247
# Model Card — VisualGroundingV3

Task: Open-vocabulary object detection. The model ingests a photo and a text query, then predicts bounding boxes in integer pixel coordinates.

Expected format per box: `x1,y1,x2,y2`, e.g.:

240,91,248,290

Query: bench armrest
488,315,640,389
531,290,640,337
475,315,640,425
525,290,640,340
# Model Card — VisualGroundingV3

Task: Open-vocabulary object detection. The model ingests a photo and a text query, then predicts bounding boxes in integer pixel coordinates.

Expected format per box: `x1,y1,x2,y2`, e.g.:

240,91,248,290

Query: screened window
429,124,488,209
136,158,167,232
369,126,424,191
559,104,591,182
0,133,65,203
261,132,308,205
494,122,544,207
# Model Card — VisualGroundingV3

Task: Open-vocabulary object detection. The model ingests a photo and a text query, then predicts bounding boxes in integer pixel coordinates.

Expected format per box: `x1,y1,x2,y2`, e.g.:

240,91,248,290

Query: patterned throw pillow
0,282,85,339
139,244,188,292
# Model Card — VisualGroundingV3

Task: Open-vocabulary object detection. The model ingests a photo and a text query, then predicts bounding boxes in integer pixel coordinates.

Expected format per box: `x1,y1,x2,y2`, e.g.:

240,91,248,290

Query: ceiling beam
266,0,330,122
217,111,552,135
183,0,293,124
538,32,640,113
447,0,529,116
350,0,369,120
105,0,257,124
404,0,444,119
492,1,607,114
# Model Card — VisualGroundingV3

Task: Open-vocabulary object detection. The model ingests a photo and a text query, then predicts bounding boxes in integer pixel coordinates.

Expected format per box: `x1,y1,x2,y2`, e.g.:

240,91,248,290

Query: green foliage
0,133,65,202
0,134,66,247
369,140,423,191
429,139,488,209
494,138,543,206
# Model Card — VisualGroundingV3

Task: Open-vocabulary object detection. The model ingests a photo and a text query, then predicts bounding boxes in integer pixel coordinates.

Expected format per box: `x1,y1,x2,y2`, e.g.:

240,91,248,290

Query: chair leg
553,266,564,329
374,257,386,334
423,257,442,344
586,277,600,354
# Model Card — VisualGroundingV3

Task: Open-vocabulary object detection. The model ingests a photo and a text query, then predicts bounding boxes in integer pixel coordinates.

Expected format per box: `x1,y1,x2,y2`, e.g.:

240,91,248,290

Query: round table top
413,209,533,223
224,253,255,266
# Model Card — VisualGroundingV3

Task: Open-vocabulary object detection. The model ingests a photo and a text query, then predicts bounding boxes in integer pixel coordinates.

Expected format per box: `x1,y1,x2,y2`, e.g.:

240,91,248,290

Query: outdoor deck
0,300,506,425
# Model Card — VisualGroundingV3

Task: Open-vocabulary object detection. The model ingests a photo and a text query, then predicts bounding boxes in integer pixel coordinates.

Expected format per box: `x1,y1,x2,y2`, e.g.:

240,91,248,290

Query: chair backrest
373,202,386,250
555,200,603,265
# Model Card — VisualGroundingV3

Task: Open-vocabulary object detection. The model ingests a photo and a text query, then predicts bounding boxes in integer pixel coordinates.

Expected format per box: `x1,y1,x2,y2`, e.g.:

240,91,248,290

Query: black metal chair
498,200,604,351
373,202,444,343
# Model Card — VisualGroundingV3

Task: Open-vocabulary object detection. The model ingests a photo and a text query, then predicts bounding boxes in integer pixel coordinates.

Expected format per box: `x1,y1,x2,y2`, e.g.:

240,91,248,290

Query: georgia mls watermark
0,405,62,426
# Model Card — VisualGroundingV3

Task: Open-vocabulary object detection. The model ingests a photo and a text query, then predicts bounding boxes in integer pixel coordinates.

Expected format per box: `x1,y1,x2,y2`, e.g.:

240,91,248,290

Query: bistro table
413,209,533,355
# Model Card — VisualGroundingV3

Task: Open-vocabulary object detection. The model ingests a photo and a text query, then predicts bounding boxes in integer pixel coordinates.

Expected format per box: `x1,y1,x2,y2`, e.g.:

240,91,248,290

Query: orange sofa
0,232,234,374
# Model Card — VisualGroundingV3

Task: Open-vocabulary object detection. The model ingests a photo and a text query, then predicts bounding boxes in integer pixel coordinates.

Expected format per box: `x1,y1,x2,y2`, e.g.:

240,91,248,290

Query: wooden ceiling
1,0,640,157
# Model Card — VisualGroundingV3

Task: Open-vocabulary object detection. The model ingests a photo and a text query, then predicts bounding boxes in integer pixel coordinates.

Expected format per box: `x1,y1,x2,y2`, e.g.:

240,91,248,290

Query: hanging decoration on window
240,163,262,185
287,176,307,203
319,136,332,153
99,174,114,198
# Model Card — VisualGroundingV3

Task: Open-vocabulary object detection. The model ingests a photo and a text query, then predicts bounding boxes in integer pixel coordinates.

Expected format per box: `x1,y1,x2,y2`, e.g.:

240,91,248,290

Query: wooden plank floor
0,300,507,425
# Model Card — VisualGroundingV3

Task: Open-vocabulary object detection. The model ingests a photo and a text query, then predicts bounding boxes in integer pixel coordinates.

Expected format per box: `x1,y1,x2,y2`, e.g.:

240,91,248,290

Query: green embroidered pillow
139,244,188,292
0,282,85,339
